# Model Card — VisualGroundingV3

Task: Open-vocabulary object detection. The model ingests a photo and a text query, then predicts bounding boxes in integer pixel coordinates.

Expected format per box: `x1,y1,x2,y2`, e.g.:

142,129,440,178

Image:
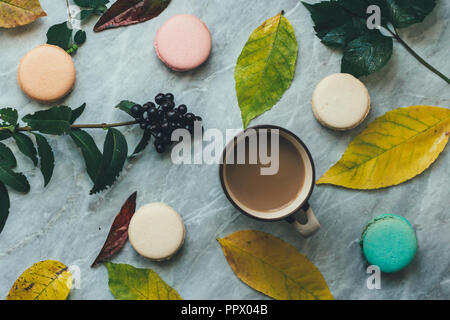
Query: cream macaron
128,203,186,261
18,44,76,103
154,14,211,71
312,73,370,130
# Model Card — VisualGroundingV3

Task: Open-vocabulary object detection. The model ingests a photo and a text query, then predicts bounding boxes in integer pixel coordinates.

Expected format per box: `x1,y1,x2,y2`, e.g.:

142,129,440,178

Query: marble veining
0,0,449,299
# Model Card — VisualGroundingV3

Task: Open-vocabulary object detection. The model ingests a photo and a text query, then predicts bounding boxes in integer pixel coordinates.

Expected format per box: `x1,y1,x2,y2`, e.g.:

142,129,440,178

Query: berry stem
0,120,139,133
70,120,139,129
386,27,450,84
65,0,72,22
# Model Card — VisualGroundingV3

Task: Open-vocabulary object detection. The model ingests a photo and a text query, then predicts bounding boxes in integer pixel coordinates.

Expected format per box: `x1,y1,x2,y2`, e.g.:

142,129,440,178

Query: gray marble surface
0,0,449,300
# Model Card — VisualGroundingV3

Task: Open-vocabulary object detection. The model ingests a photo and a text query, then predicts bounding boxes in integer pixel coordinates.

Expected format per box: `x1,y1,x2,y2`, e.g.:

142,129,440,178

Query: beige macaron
312,73,370,130
18,44,76,103
128,203,186,261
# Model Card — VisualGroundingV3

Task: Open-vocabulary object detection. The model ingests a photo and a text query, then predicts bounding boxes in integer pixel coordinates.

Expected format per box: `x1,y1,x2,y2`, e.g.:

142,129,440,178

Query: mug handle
288,203,320,237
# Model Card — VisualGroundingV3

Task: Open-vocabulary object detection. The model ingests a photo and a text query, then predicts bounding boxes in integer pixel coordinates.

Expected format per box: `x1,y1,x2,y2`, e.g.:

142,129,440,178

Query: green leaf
302,0,437,78
130,130,152,157
0,164,30,193
302,0,390,44
387,0,437,28
12,133,38,166
0,182,10,233
321,18,367,49
22,106,72,135
235,12,298,128
302,1,364,48
70,129,102,183
94,5,108,14
79,9,94,20
47,21,73,51
74,0,109,8
0,143,17,168
33,133,55,187
0,131,11,141
340,0,389,17
78,1,108,19
105,262,182,300
341,32,393,78
74,30,87,45
0,108,18,127
115,100,137,117
70,103,87,124
90,128,128,194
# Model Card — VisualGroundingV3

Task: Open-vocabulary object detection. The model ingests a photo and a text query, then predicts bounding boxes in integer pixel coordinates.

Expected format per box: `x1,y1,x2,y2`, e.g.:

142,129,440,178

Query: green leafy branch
0,102,151,234
47,0,110,53
302,0,449,83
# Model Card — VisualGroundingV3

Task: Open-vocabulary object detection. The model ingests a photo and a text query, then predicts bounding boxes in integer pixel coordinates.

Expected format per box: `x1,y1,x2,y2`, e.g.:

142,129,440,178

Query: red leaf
93,0,171,32
91,192,137,267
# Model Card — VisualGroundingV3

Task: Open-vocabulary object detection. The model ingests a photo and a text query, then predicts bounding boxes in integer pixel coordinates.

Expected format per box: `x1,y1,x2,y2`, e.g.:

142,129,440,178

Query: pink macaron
154,14,211,71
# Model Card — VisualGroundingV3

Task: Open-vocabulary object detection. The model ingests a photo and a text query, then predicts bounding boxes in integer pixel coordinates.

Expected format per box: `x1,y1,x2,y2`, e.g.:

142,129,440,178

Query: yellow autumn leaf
217,230,333,300
317,105,450,189
7,260,72,300
0,0,46,28
105,262,182,300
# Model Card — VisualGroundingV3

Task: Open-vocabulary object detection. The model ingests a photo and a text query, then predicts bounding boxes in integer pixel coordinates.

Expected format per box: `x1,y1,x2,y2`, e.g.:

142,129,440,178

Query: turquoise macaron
361,214,417,273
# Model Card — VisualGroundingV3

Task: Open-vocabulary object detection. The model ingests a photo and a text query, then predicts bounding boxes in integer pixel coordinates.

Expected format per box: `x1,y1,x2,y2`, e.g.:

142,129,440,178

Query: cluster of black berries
130,93,203,153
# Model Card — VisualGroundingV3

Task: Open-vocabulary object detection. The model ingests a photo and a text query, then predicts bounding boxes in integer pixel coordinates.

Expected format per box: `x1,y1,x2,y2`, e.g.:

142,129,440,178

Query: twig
0,121,139,132
386,26,450,84
65,0,73,22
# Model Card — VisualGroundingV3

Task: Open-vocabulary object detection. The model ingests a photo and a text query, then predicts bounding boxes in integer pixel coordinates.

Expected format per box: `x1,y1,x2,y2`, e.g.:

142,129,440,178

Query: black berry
147,106,158,117
184,124,193,134
155,132,165,140
155,141,166,153
143,102,156,110
149,124,160,132
178,104,187,115
133,94,204,153
166,110,177,120
184,113,195,124
160,121,170,132
155,93,166,105
169,122,178,131
131,104,142,117
161,100,175,112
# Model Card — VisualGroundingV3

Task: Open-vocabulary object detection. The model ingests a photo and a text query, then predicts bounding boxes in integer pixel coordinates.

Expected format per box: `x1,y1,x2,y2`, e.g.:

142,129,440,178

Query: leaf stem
71,120,139,129
386,27,450,84
0,120,139,132
65,0,73,22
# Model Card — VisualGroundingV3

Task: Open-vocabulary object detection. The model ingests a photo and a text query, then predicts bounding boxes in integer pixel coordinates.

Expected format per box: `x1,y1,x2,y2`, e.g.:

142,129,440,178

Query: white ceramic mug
219,125,320,237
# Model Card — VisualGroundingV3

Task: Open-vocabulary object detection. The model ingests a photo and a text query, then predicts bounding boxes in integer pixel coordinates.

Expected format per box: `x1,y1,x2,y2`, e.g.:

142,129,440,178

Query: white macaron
312,73,370,130
128,203,186,261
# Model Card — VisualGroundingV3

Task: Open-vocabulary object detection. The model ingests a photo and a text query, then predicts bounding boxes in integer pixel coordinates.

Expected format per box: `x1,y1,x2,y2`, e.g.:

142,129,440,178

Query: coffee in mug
220,125,320,237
